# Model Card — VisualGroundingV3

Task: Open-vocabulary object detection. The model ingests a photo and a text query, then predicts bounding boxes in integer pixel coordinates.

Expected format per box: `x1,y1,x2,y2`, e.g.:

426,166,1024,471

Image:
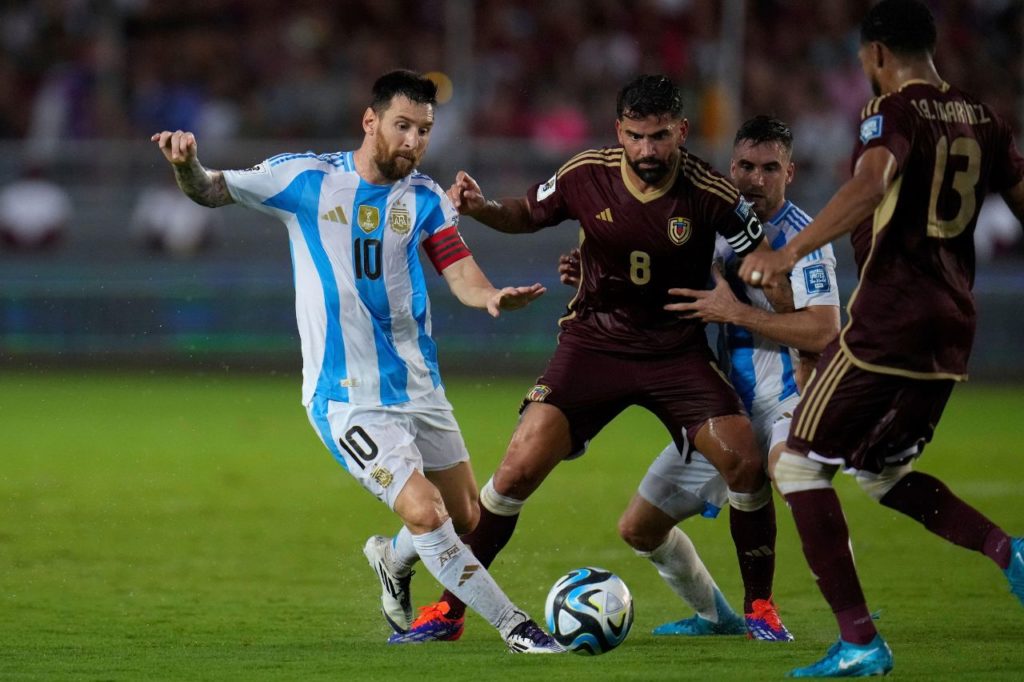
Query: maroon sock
880,472,1010,569
439,504,521,619
730,501,777,612
786,488,877,645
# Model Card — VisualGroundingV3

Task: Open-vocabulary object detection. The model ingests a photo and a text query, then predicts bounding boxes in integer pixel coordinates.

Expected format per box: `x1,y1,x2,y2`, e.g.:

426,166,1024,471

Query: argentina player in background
562,116,841,640
151,69,564,654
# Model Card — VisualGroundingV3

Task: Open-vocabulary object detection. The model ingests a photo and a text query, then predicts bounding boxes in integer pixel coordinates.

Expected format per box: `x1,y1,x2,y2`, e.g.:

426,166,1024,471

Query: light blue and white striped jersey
715,200,840,414
224,151,459,407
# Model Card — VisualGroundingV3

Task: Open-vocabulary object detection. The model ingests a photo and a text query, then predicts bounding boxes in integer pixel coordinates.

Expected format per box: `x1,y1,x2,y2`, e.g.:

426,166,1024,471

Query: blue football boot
788,634,893,677
653,589,746,636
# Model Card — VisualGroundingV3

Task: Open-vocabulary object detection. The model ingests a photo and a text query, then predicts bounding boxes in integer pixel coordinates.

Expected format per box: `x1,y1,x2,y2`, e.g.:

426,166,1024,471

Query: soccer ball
544,567,634,655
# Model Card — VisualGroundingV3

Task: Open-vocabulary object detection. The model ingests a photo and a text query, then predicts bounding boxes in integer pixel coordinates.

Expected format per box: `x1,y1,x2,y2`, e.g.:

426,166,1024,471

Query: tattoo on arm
173,159,233,208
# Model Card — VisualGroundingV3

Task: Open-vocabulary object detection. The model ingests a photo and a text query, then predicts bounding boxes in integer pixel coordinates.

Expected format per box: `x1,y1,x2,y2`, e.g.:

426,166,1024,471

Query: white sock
639,526,727,622
390,526,418,575
411,519,526,638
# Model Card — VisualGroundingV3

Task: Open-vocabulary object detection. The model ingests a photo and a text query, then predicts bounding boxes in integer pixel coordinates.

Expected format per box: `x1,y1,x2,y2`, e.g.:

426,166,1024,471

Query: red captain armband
423,225,472,273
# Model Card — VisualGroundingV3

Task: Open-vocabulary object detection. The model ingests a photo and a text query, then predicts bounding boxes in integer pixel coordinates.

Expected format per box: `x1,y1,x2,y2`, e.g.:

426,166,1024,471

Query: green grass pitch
1,370,1022,680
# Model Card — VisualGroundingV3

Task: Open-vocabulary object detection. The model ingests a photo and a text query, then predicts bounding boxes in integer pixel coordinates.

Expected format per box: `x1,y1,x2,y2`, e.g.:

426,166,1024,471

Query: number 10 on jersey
354,238,382,279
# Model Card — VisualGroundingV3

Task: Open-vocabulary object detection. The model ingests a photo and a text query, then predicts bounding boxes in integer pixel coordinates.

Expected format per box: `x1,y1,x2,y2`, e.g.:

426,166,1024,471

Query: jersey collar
896,78,950,93
620,150,681,204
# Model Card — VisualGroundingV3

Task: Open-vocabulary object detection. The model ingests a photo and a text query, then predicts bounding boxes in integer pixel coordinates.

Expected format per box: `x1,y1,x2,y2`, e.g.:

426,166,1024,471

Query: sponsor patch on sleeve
803,264,831,294
536,174,557,202
859,115,883,143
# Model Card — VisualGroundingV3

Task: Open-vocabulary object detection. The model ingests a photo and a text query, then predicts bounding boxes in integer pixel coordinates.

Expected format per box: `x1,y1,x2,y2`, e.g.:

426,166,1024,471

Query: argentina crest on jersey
389,200,412,234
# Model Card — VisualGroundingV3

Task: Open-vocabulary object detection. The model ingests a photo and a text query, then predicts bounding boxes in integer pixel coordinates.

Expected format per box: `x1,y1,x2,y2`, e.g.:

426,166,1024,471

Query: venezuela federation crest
668,216,692,245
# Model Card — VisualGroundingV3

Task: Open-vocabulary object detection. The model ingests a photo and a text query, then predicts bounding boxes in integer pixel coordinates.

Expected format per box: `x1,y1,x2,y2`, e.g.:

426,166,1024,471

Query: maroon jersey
526,146,764,354
843,81,1024,378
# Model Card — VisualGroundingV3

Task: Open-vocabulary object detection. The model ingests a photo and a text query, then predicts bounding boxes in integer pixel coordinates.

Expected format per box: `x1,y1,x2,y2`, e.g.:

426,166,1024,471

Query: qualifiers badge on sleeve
537,174,557,202
860,114,883,143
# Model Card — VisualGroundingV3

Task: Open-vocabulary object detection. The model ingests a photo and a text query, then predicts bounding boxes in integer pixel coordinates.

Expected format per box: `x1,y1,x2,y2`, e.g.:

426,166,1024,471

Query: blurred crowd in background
0,0,1022,258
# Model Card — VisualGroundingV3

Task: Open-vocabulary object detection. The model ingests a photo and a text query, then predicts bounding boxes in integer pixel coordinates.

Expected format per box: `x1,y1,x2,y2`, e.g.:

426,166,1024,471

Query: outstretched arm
739,146,897,287
151,130,233,208
441,256,546,317
447,170,538,234
666,266,840,353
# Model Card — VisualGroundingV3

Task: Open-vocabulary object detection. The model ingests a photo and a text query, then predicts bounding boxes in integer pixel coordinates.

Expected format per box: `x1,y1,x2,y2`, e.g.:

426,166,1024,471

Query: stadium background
2,3,1024,680
1,0,1022,378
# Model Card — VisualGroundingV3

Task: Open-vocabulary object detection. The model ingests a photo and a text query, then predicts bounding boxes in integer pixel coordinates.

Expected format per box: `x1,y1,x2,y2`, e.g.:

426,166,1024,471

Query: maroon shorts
787,341,955,473
520,332,745,456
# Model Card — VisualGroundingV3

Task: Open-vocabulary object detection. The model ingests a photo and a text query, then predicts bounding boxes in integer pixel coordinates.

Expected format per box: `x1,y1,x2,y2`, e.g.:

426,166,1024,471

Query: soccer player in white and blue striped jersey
618,116,841,639
151,70,562,653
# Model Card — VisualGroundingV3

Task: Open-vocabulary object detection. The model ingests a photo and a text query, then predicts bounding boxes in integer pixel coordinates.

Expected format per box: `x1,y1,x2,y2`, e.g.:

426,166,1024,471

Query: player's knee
855,462,913,501
617,518,667,553
616,514,638,548
617,495,678,551
394,477,450,533
720,454,767,492
727,481,773,512
696,416,764,491
449,498,480,535
772,451,836,496
616,509,649,550
400,500,448,534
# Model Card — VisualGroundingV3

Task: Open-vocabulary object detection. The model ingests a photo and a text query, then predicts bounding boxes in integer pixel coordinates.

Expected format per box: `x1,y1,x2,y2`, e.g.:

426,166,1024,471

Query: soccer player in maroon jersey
740,0,1024,676
389,74,795,644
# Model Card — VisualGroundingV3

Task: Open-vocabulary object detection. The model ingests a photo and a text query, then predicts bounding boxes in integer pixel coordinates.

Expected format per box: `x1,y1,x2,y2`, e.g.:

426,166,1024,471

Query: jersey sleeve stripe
680,153,737,195
557,152,622,179
556,148,620,172
269,152,319,167
681,158,740,202
681,164,739,203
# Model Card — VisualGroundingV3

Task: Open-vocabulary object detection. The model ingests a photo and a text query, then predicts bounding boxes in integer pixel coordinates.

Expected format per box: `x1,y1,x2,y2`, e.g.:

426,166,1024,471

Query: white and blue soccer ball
544,567,634,655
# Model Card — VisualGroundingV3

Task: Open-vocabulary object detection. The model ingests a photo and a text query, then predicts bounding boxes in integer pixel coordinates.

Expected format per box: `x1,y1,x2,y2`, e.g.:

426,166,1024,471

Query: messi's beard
375,153,417,181
374,138,418,181
628,156,670,185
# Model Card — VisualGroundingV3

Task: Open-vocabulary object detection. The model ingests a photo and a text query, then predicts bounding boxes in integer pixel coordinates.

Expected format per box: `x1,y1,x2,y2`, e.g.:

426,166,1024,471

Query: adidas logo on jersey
595,208,613,222
322,206,348,224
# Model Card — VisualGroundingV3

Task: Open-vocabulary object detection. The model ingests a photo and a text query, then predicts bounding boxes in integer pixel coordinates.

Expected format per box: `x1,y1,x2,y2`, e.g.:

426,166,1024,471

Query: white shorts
638,394,798,520
306,386,470,510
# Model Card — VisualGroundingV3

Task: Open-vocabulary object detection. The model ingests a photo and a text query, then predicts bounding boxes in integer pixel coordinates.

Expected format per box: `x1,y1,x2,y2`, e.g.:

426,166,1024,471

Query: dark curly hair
616,74,684,121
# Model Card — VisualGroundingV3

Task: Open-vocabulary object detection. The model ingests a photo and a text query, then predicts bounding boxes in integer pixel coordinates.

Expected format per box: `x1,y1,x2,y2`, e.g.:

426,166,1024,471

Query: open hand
664,265,740,324
486,283,546,317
